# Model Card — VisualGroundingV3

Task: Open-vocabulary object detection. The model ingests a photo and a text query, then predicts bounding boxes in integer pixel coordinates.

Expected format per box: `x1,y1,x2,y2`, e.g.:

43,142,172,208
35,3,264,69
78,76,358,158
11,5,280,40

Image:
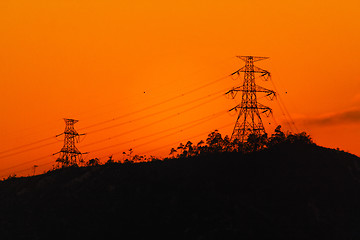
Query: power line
269,77,299,132
0,91,228,176
138,122,234,156
0,84,229,176
78,75,230,131
0,74,231,163
2,109,229,176
73,57,235,123
0,154,52,176
0,157,56,179
0,140,58,160
132,115,227,151
84,87,228,138
0,136,56,156
83,95,227,150
89,109,228,155
2,122,234,177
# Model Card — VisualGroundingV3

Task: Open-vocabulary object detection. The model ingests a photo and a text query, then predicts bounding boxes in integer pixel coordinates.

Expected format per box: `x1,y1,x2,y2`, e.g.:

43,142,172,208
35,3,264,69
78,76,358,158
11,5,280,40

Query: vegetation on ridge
55,125,313,169
171,125,313,158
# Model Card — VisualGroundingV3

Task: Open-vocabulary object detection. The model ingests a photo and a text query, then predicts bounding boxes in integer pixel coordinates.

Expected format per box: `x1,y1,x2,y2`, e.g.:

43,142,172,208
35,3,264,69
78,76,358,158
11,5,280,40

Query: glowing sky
1,0,360,177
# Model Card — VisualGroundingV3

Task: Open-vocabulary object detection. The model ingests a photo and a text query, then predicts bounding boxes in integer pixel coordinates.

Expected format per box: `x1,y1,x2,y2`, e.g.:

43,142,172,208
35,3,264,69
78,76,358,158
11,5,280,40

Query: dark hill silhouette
1,142,360,239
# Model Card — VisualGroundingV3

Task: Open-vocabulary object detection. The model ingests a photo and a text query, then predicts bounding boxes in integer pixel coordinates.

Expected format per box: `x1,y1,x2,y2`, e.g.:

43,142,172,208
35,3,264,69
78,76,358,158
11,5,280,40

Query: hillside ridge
1,142,360,239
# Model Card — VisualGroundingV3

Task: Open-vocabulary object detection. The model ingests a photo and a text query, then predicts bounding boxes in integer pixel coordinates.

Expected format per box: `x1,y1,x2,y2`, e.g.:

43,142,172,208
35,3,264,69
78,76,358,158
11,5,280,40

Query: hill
1,142,360,239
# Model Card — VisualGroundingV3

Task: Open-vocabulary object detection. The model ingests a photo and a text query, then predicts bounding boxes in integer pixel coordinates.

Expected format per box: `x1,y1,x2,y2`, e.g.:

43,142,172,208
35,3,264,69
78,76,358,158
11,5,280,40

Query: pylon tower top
237,56,269,62
226,56,276,143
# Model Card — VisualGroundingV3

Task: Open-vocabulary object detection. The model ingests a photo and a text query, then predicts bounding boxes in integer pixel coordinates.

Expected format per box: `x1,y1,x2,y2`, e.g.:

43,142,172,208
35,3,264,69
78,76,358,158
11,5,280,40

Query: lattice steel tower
54,118,85,166
226,56,276,142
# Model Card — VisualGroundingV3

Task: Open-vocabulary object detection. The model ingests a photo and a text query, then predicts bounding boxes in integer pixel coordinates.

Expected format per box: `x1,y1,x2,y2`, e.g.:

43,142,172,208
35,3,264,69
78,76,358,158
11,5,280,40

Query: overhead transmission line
0,92,225,175
131,115,229,152
0,58,236,173
89,109,228,155
138,122,235,157
3,122,232,177
0,77,231,177
0,154,53,176
0,140,58,160
0,79,229,163
82,93,226,150
0,70,238,177
2,121,234,178
78,74,230,131
0,74,231,161
8,108,229,173
269,77,299,132
84,86,229,137
0,156,56,179
72,56,236,122
0,136,56,157
0,79,230,176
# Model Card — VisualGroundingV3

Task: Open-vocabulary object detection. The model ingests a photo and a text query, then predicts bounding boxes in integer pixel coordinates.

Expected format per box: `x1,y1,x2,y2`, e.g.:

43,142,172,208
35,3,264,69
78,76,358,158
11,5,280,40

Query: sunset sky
0,0,359,177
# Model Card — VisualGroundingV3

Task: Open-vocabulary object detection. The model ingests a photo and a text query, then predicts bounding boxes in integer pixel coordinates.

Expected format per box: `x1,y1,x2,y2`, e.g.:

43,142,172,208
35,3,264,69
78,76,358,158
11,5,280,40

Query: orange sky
1,0,360,177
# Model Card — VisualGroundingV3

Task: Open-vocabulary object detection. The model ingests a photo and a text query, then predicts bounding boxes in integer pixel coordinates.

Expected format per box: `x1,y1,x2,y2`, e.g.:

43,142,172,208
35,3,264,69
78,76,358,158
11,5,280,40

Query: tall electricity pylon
54,118,86,166
226,56,276,142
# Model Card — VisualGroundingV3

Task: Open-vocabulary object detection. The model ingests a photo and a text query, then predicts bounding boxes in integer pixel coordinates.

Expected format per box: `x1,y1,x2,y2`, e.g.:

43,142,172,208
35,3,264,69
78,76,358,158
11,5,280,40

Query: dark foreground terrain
1,142,360,239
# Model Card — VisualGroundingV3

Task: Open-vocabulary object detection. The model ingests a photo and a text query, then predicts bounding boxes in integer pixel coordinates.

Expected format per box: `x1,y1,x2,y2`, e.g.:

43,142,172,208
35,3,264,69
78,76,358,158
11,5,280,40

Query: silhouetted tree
105,155,115,164
268,125,286,147
177,143,185,156
169,127,314,158
206,130,224,152
267,125,313,147
184,141,194,157
128,148,133,159
245,133,268,152
286,132,313,144
87,158,100,166
169,148,177,158
195,140,205,155
132,154,144,163
226,138,243,152
5,173,16,180
146,155,159,162
222,135,231,151
55,157,75,168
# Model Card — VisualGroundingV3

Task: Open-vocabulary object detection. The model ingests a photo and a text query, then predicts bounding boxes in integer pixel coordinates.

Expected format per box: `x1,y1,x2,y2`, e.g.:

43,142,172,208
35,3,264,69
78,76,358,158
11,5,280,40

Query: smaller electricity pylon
54,118,87,166
226,56,276,143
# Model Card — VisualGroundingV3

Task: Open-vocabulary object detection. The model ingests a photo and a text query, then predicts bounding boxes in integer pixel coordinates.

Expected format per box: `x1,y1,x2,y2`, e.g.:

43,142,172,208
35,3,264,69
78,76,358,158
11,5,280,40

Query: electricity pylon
54,118,86,166
226,56,276,142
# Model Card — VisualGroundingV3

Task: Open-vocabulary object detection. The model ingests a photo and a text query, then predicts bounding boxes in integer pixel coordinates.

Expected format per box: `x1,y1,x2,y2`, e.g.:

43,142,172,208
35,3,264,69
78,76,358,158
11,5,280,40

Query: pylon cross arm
231,65,270,76
226,85,275,96
254,85,276,95
237,56,269,62
230,66,246,76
